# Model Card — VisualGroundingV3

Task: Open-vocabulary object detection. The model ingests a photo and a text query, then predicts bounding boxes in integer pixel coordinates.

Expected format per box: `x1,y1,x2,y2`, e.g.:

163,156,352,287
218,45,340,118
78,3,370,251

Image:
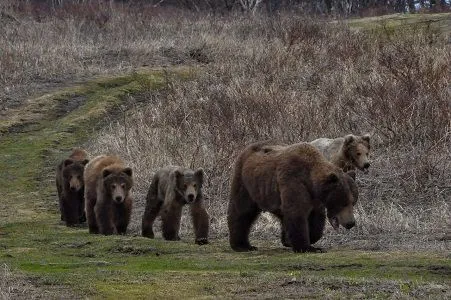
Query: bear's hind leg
228,186,260,252
142,201,162,238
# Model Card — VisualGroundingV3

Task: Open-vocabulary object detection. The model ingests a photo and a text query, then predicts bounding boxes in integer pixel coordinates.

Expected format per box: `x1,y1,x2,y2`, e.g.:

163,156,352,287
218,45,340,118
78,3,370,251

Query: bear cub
56,148,89,226
84,155,133,235
142,166,209,245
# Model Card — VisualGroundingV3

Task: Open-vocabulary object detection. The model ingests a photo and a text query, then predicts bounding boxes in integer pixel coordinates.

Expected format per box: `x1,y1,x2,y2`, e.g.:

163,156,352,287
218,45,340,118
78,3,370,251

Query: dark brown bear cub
142,166,209,245
228,141,358,253
84,155,133,235
56,148,89,226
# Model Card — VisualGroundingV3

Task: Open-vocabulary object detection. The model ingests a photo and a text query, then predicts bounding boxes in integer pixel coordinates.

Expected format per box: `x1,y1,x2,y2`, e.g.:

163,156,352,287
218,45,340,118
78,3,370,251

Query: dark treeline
4,0,451,15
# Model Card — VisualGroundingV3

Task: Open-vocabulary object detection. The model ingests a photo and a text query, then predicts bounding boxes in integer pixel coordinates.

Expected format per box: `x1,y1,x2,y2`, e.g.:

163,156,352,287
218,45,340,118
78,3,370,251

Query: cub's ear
325,173,339,184
64,159,74,167
194,168,204,184
347,170,356,180
362,134,370,143
344,135,355,145
103,169,112,178
81,159,89,166
123,167,133,177
171,169,183,183
173,169,183,179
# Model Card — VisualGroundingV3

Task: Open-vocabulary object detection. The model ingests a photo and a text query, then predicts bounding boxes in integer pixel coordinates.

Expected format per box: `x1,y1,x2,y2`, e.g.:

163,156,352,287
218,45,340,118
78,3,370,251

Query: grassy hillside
0,8,449,299
1,66,449,298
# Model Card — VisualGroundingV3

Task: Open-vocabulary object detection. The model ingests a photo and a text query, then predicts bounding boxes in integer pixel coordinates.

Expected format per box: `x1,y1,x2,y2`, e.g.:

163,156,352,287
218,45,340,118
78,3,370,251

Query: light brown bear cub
84,155,133,235
142,166,209,245
310,134,371,172
56,148,89,226
228,141,358,253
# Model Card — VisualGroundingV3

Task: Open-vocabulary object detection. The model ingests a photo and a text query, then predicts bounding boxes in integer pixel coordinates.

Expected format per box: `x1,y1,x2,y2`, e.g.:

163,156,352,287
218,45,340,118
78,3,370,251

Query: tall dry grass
2,4,449,250
82,13,449,250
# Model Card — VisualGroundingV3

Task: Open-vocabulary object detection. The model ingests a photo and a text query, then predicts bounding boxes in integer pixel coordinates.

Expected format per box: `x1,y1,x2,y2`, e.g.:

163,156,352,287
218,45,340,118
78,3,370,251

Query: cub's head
62,158,89,192
102,167,133,203
320,170,358,230
343,134,371,172
173,168,204,204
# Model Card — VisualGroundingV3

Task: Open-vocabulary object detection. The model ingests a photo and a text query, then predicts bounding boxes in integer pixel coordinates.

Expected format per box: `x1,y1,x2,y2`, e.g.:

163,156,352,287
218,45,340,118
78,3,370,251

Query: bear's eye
184,184,187,189
357,153,361,156
120,183,125,188
193,184,197,188
112,184,117,189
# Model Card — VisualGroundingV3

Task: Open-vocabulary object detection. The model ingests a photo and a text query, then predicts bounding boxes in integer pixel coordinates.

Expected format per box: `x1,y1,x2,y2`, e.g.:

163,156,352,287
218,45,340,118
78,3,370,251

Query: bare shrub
78,14,450,249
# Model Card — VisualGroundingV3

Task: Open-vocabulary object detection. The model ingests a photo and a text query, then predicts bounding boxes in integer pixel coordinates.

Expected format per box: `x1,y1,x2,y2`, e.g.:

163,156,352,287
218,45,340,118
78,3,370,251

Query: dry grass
2,4,449,250
79,12,450,250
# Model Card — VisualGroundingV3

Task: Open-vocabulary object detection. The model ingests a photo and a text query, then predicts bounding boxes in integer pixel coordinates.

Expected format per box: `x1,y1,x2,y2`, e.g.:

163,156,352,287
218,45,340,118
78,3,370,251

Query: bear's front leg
95,202,114,235
281,185,324,253
161,203,182,241
190,200,209,245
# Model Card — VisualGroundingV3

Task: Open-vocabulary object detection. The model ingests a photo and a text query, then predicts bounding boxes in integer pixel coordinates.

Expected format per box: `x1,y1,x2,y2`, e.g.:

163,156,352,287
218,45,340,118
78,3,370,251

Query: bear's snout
115,196,123,202
363,162,370,169
344,221,355,229
187,194,195,203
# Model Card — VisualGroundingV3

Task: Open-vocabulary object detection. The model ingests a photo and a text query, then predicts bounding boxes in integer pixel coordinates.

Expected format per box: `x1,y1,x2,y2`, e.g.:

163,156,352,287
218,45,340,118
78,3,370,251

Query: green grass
1,220,449,298
346,12,451,33
0,63,449,298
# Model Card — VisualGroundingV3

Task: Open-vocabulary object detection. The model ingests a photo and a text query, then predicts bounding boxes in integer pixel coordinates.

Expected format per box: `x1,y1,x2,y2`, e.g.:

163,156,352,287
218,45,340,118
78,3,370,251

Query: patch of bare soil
0,264,79,300
232,277,450,299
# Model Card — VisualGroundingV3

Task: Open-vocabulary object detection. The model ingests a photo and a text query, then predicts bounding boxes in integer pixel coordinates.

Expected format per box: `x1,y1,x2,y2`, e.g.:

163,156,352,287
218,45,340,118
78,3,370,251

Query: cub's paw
195,238,209,245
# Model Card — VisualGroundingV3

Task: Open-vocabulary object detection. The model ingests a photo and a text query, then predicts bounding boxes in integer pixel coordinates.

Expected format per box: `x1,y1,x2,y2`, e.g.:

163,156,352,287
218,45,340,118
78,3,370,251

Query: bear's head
173,168,204,204
343,134,371,172
62,158,89,192
319,170,358,230
102,167,133,204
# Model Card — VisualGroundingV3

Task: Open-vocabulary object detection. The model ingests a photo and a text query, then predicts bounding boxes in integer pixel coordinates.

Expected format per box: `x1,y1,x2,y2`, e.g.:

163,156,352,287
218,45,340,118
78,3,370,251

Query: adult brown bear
84,155,133,235
141,166,209,245
55,148,89,226
227,141,358,253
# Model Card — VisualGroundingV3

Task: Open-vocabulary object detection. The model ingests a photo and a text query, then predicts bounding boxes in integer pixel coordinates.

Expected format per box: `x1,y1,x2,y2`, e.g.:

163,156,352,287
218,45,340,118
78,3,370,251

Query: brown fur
310,134,371,172
55,148,89,226
84,155,133,235
142,166,209,245
227,141,358,253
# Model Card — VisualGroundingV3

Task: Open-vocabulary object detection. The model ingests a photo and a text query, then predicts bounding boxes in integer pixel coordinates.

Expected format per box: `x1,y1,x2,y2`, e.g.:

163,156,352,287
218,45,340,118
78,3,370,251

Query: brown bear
142,166,209,245
84,155,133,235
227,141,358,253
55,148,89,226
310,134,371,172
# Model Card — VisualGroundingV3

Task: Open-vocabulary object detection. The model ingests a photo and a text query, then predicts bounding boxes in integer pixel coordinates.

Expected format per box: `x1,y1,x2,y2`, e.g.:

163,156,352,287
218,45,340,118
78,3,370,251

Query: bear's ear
103,169,112,178
64,159,74,167
346,170,356,180
194,168,204,184
344,135,355,145
81,159,89,166
122,167,133,177
362,134,370,143
325,173,339,184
